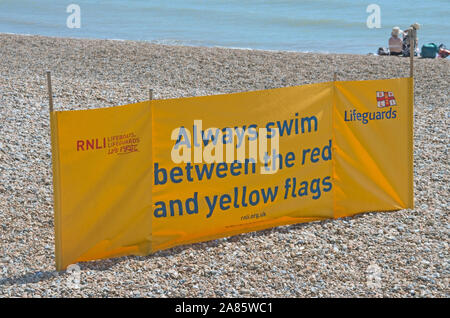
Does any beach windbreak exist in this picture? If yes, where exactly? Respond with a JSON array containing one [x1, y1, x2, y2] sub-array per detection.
[[50, 78, 414, 270]]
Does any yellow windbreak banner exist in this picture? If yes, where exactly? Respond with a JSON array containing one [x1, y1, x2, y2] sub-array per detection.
[[150, 83, 334, 252], [51, 78, 413, 270], [333, 78, 414, 218], [52, 102, 153, 270]]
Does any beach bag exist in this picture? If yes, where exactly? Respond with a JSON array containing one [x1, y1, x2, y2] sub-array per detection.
[[421, 43, 438, 58], [378, 47, 389, 56], [438, 44, 450, 58]]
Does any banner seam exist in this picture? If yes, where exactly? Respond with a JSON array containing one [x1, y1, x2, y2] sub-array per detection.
[[332, 81, 337, 219]]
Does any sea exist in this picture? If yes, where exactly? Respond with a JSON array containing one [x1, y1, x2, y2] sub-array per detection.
[[0, 0, 449, 54]]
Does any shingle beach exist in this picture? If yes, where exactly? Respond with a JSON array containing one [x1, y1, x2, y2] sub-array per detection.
[[0, 33, 448, 297]]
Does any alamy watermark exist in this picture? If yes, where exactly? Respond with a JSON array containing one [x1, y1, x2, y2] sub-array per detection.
[[366, 4, 381, 29], [64, 4, 381, 31], [170, 120, 282, 174], [66, 263, 81, 289], [66, 4, 81, 29], [366, 263, 382, 289]]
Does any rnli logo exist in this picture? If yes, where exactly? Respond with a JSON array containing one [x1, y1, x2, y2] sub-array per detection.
[[376, 91, 397, 108], [343, 90, 399, 124], [76, 132, 140, 155]]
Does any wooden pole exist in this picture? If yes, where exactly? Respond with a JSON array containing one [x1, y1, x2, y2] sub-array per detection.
[[333, 72, 337, 82], [46, 71, 54, 112], [409, 28, 415, 79], [149, 89, 153, 101]]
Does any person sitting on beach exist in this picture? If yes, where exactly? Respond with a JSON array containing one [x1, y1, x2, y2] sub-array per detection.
[[389, 27, 403, 56], [402, 23, 420, 57]]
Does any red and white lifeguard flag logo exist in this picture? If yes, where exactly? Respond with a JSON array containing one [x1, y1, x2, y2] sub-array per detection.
[[376, 91, 397, 108]]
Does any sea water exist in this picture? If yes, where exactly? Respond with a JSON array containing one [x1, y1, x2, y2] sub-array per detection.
[[0, 0, 449, 54]]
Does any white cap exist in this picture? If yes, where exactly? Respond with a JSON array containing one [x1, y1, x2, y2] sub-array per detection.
[[392, 27, 403, 36]]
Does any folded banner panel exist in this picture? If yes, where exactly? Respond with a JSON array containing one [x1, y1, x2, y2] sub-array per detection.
[[150, 83, 334, 252], [51, 78, 413, 270], [51, 102, 153, 270], [333, 78, 414, 218]]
